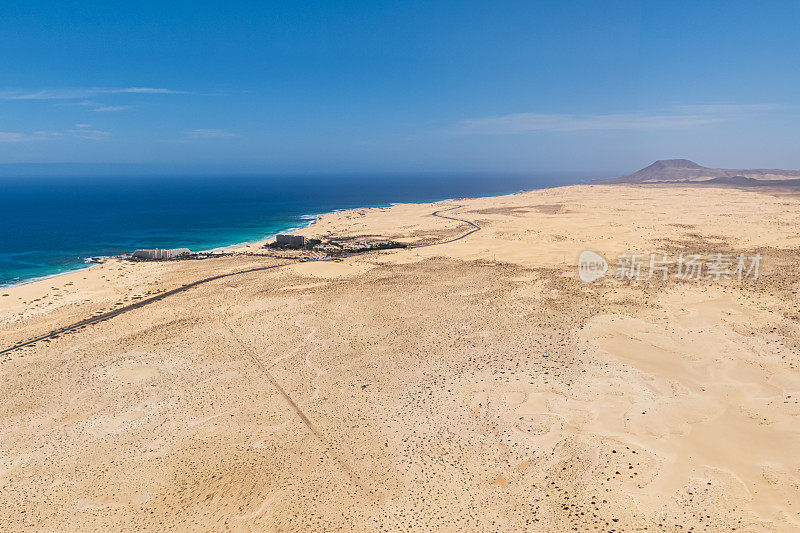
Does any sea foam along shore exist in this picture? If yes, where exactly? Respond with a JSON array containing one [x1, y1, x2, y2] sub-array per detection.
[[0, 171, 540, 290], [0, 182, 533, 291], [0, 211, 329, 290]]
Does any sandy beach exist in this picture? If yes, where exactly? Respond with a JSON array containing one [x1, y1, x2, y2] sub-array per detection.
[[2, 183, 800, 531]]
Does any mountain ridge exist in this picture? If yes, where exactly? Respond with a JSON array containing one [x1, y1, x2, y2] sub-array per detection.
[[603, 159, 800, 184]]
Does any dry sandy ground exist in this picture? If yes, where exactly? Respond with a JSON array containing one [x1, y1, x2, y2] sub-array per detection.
[[1, 184, 800, 531]]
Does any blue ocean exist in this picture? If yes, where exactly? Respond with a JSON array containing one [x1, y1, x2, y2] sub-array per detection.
[[0, 172, 591, 287]]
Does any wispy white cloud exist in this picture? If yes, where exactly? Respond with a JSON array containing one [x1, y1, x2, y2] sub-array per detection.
[[92, 105, 132, 112], [67, 123, 111, 139], [56, 100, 133, 112], [0, 124, 111, 142], [71, 127, 111, 139], [0, 87, 184, 100], [673, 103, 782, 114], [188, 129, 235, 139], [452, 104, 782, 135], [453, 112, 717, 135], [118, 87, 181, 94], [0, 132, 38, 142]]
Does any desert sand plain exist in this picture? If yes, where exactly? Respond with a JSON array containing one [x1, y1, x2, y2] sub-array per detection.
[[1, 183, 800, 531]]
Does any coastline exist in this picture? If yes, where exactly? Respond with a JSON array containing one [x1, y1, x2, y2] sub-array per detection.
[[0, 214, 321, 291], [2, 170, 569, 291], [0, 185, 528, 291], [0, 184, 525, 329], [0, 192, 459, 325], [0, 262, 101, 291]]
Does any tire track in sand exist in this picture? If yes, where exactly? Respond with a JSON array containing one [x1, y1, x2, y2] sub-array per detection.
[[220, 320, 408, 531]]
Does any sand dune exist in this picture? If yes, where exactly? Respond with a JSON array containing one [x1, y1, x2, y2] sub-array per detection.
[[1, 184, 800, 531]]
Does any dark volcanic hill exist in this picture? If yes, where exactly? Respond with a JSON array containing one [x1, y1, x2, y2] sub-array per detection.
[[603, 159, 800, 184]]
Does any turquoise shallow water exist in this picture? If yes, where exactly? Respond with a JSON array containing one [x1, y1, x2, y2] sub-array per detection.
[[0, 172, 591, 287]]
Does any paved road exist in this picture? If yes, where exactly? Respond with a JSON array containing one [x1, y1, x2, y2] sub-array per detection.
[[425, 205, 481, 245], [0, 205, 480, 355], [0, 264, 286, 356]]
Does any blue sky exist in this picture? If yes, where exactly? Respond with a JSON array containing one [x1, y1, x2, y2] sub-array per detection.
[[2, 0, 799, 174]]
